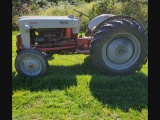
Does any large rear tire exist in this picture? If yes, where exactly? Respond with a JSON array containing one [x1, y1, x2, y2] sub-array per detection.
[[90, 19, 148, 75], [15, 49, 49, 77]]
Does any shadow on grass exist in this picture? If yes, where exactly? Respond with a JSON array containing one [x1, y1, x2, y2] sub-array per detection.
[[90, 73, 148, 112], [12, 55, 148, 112], [12, 55, 95, 92]]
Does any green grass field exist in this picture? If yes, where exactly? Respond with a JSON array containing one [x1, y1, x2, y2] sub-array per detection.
[[12, 31, 148, 120]]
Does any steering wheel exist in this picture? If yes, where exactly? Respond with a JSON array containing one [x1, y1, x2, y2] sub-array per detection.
[[73, 9, 89, 18]]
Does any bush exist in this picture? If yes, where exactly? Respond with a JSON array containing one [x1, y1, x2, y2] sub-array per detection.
[[12, 0, 148, 31], [88, 0, 148, 31], [37, 1, 92, 32], [121, 2, 148, 30]]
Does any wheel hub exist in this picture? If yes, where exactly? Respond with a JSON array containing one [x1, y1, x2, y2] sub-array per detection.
[[106, 37, 134, 64], [28, 64, 34, 69], [20, 57, 42, 76], [119, 49, 124, 55]]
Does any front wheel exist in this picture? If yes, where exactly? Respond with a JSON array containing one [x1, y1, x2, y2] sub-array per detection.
[[15, 49, 49, 77], [90, 19, 148, 75]]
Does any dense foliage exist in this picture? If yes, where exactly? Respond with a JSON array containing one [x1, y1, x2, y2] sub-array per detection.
[[12, 0, 148, 31]]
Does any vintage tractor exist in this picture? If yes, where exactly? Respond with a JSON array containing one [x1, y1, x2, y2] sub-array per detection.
[[15, 9, 148, 77]]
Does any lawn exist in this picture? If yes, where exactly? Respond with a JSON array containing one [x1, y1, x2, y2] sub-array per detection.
[[12, 31, 148, 120]]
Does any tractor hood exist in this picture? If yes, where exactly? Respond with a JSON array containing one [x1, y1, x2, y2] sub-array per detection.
[[18, 15, 81, 49], [88, 14, 114, 31], [18, 15, 80, 29]]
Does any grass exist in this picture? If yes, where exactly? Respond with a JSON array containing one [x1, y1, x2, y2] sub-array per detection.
[[12, 31, 148, 120]]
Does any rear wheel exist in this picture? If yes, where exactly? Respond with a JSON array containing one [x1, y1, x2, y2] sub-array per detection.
[[90, 19, 148, 75], [15, 49, 49, 77]]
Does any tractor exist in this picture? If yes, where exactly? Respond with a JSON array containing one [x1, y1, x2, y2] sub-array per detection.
[[15, 9, 148, 77]]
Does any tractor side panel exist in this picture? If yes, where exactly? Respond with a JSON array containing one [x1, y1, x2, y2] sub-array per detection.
[[77, 37, 91, 50], [16, 34, 23, 52], [18, 26, 31, 49]]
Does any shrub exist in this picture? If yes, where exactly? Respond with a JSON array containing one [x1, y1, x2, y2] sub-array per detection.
[[12, 0, 148, 31], [121, 1, 148, 30], [88, 0, 148, 31]]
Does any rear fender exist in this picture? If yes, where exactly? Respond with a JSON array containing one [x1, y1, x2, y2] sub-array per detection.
[[86, 14, 114, 36], [93, 15, 146, 34]]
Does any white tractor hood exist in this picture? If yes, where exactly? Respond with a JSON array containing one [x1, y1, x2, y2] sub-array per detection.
[[18, 15, 80, 29], [18, 15, 81, 48]]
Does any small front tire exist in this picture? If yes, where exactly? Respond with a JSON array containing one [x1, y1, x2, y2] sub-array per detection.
[[15, 49, 49, 77]]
